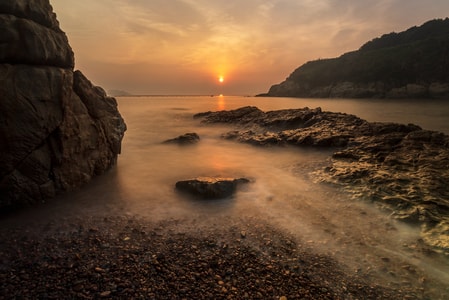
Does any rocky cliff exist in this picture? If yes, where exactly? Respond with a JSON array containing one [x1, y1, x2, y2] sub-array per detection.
[[0, 0, 126, 210], [262, 19, 449, 99]]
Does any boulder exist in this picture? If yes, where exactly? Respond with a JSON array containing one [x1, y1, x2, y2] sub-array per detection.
[[175, 177, 250, 199], [163, 133, 200, 145], [0, 1, 126, 209]]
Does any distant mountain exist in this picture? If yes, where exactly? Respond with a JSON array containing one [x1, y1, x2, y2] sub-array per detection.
[[261, 18, 449, 99], [108, 89, 132, 97]]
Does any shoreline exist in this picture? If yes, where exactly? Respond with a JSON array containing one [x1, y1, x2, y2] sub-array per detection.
[[1, 214, 447, 299]]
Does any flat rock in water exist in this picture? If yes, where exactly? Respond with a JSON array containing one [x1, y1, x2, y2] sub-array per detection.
[[175, 177, 250, 199], [164, 132, 200, 145]]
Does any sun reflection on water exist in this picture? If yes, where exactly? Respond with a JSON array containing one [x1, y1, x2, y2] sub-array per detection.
[[217, 94, 225, 110]]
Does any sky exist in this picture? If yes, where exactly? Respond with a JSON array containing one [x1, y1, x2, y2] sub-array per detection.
[[51, 0, 449, 95]]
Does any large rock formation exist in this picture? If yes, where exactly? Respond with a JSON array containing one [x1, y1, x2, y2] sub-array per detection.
[[0, 0, 126, 209], [195, 106, 449, 253]]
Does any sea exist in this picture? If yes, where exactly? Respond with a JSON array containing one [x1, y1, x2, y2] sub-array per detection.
[[5, 96, 449, 296]]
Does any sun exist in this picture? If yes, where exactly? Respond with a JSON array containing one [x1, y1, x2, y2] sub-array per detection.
[[218, 76, 224, 83]]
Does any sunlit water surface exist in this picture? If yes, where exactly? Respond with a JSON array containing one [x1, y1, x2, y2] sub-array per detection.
[[4, 96, 449, 296]]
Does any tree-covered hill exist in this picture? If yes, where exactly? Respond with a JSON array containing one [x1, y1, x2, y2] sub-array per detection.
[[262, 18, 449, 99]]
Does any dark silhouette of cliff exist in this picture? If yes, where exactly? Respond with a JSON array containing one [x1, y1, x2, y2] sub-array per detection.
[[0, 0, 126, 210], [262, 18, 449, 99]]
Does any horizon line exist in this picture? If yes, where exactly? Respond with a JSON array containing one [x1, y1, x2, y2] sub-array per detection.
[[111, 94, 257, 98]]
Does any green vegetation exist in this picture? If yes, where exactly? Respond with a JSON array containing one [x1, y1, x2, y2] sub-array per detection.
[[285, 18, 449, 92]]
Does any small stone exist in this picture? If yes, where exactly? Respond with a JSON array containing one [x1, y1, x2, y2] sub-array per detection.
[[94, 267, 105, 273], [100, 291, 111, 297], [240, 231, 247, 238], [72, 284, 84, 292], [163, 132, 200, 145], [279, 296, 288, 300]]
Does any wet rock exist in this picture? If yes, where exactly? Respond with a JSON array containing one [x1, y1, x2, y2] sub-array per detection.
[[194, 106, 264, 124], [175, 177, 250, 199], [196, 106, 364, 148], [163, 132, 200, 145]]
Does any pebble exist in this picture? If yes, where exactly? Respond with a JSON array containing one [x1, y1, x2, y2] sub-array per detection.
[[100, 291, 111, 297], [94, 267, 105, 273], [0, 215, 445, 299]]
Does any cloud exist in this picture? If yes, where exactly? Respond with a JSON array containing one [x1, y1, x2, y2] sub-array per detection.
[[51, 0, 449, 94]]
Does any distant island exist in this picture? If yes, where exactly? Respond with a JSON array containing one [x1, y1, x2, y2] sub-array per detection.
[[108, 89, 132, 97], [260, 18, 449, 99]]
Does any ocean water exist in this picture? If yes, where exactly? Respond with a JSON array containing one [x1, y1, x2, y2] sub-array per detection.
[[4, 96, 449, 295]]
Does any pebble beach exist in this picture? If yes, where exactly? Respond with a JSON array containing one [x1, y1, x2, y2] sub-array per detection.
[[1, 214, 446, 299]]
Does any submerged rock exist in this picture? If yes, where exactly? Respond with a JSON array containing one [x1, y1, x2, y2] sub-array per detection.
[[195, 106, 449, 253], [0, 1, 126, 210], [164, 133, 200, 145], [176, 177, 250, 199]]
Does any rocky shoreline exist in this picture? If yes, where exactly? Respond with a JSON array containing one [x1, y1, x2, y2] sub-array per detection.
[[0, 215, 439, 299], [262, 80, 449, 99], [195, 106, 449, 254]]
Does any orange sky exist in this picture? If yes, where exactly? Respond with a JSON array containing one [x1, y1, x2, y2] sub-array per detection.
[[51, 0, 449, 95]]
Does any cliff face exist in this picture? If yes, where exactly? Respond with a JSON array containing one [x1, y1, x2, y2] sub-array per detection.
[[263, 19, 449, 99], [0, 0, 126, 209]]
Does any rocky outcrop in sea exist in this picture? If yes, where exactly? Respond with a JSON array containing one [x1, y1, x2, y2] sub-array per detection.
[[195, 106, 449, 253], [164, 133, 200, 145], [0, 1, 126, 210]]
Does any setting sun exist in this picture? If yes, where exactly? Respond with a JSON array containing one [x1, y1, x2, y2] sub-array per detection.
[[218, 76, 224, 83]]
